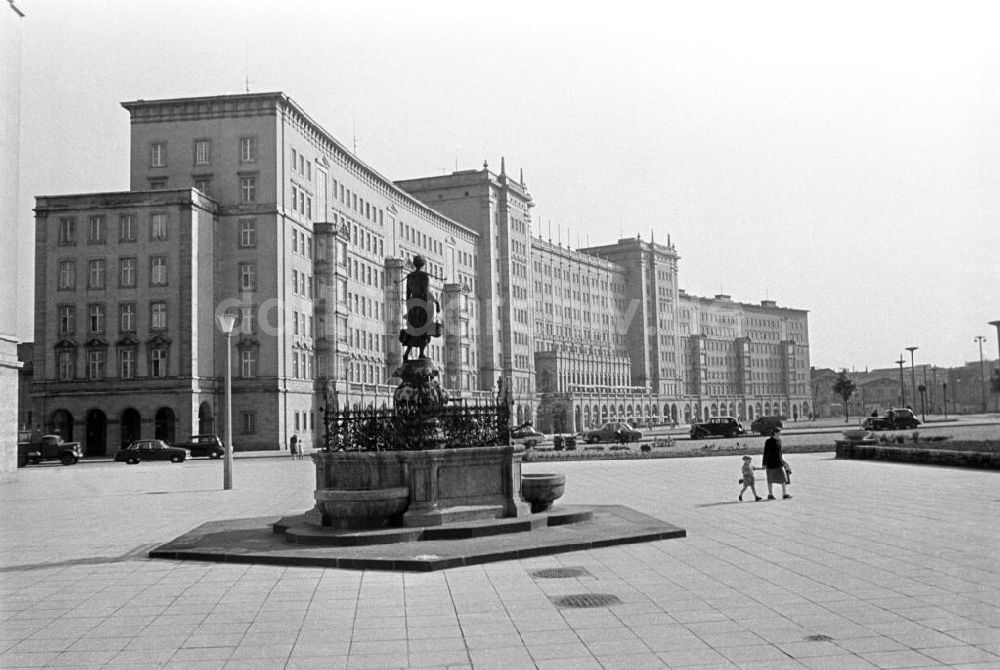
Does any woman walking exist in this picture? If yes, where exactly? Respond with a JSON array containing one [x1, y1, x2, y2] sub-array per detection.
[[762, 427, 791, 500]]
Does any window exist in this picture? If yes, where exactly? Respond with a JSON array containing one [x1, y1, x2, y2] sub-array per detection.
[[239, 305, 255, 334], [58, 305, 75, 334], [58, 350, 74, 381], [88, 349, 105, 380], [149, 179, 167, 190], [195, 139, 211, 165], [58, 218, 77, 245], [119, 348, 135, 379], [150, 347, 167, 377], [239, 263, 256, 292], [292, 230, 298, 253], [194, 178, 211, 194], [150, 142, 166, 167], [88, 304, 105, 333], [87, 216, 105, 244], [88, 260, 106, 289], [150, 257, 167, 285], [291, 269, 298, 294], [58, 261, 75, 290], [240, 176, 257, 203], [291, 148, 298, 172], [119, 215, 136, 242], [151, 302, 167, 330], [292, 352, 299, 378], [119, 257, 136, 287], [151, 213, 167, 240], [241, 411, 256, 434], [293, 310, 299, 335], [119, 303, 135, 331], [240, 349, 257, 378], [240, 137, 257, 162], [239, 219, 257, 247]]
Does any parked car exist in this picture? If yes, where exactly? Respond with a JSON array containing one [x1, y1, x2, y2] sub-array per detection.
[[114, 439, 190, 464], [581, 422, 643, 444], [172, 434, 225, 458], [750, 415, 783, 436], [510, 422, 544, 448], [862, 408, 921, 431], [17, 434, 85, 467], [689, 416, 745, 439]]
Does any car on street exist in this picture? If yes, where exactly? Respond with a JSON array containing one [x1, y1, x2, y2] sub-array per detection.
[[862, 408, 921, 431], [17, 434, 85, 467], [750, 415, 783, 436], [580, 422, 643, 444], [172, 434, 225, 458], [689, 416, 745, 439], [510, 422, 545, 447], [114, 439, 190, 464]]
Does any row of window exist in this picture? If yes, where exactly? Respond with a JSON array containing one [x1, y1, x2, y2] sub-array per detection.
[[57, 346, 168, 381], [58, 213, 168, 246], [149, 137, 257, 168], [58, 302, 168, 335], [58, 257, 169, 290]]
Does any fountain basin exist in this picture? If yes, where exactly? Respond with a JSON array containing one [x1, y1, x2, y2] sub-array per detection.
[[521, 473, 566, 513]]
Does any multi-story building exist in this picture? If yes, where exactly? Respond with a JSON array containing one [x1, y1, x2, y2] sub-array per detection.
[[26, 92, 811, 454], [2, 0, 25, 481]]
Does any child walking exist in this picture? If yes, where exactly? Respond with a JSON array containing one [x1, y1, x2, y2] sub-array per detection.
[[739, 455, 762, 502]]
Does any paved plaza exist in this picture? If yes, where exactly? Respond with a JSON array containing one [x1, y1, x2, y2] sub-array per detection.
[[1, 452, 998, 669]]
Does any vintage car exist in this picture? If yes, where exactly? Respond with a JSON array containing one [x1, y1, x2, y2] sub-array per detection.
[[172, 434, 225, 458], [17, 434, 85, 467], [580, 422, 643, 444], [689, 416, 746, 439], [862, 408, 921, 431], [114, 439, 190, 464]]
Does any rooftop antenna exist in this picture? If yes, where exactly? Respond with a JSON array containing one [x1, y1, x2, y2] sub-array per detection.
[[352, 115, 357, 154], [548, 219, 552, 243], [244, 45, 251, 93]]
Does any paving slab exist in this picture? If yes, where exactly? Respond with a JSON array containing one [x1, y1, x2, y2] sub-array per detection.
[[2, 451, 999, 669]]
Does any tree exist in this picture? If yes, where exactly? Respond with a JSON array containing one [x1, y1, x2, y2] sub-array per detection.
[[832, 370, 857, 423]]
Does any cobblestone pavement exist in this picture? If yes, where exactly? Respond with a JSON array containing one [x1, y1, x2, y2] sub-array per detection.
[[1, 453, 998, 669]]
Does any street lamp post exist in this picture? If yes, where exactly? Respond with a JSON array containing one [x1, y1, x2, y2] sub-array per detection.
[[217, 312, 237, 490], [896, 355, 906, 407], [931, 366, 938, 414], [942, 382, 948, 419], [905, 346, 918, 410], [975, 335, 987, 413]]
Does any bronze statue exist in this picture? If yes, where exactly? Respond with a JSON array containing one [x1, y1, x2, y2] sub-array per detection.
[[399, 255, 441, 360]]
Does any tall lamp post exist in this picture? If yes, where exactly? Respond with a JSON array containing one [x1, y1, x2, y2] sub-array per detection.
[[931, 366, 939, 414], [942, 381, 948, 419], [990, 321, 1000, 364], [896, 355, 906, 407], [905, 346, 918, 410], [218, 312, 237, 490], [975, 335, 987, 413]]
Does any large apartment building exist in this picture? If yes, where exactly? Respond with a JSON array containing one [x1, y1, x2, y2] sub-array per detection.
[[26, 92, 811, 454]]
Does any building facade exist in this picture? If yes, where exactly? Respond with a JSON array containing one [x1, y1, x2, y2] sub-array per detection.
[[1, 0, 25, 481], [26, 92, 811, 454]]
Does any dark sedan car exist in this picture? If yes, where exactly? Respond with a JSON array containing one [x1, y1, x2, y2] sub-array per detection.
[[174, 434, 225, 458], [115, 439, 190, 464], [581, 422, 643, 444]]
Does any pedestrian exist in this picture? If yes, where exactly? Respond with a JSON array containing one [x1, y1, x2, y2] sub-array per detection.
[[762, 426, 791, 500], [738, 455, 762, 502], [289, 433, 298, 460]]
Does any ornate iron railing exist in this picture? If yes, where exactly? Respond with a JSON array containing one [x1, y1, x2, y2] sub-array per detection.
[[322, 399, 512, 452]]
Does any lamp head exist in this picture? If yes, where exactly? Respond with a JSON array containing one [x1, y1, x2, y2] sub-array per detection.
[[217, 312, 238, 335]]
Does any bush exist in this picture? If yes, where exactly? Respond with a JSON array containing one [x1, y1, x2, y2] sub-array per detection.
[[640, 444, 652, 452]]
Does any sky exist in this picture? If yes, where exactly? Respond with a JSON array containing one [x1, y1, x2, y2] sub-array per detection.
[[13, 0, 1000, 372]]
